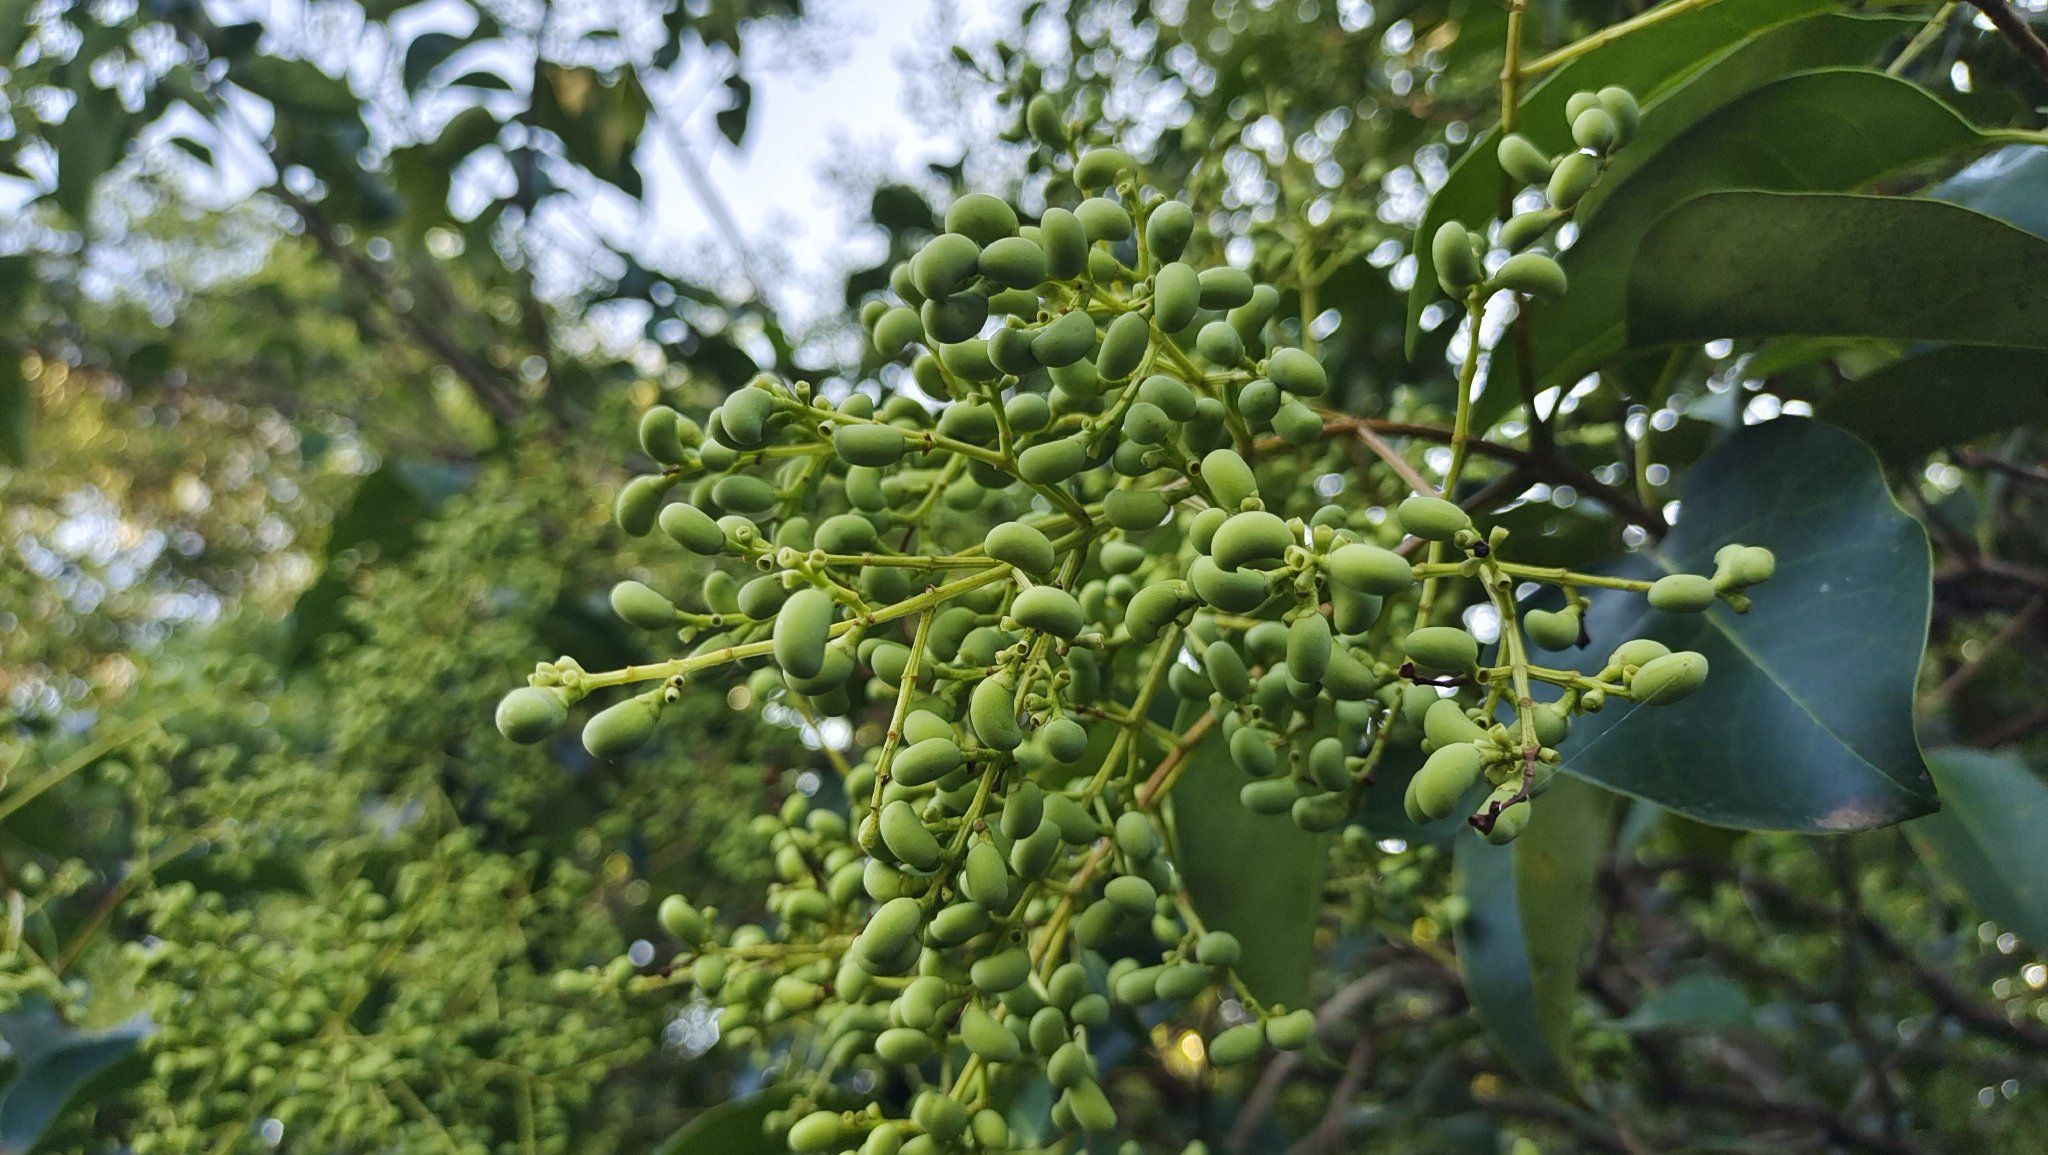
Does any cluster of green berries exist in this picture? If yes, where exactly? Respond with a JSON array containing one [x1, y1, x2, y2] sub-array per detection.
[[493, 140, 1770, 1152], [1431, 85, 1642, 303]]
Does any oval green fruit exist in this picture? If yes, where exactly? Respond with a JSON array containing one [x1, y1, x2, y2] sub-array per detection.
[[496, 686, 568, 745], [834, 423, 907, 467], [773, 588, 836, 680], [971, 675, 1024, 750], [638, 405, 688, 464], [879, 800, 941, 870], [1196, 930, 1241, 967], [1196, 266, 1254, 310], [872, 305, 925, 356], [720, 387, 776, 448], [1125, 579, 1194, 642], [655, 501, 722, 557], [1137, 373, 1196, 420], [1018, 437, 1089, 485], [1523, 606, 1580, 651], [1147, 199, 1195, 262], [971, 948, 1032, 994], [1499, 208, 1559, 253], [712, 473, 778, 515], [1209, 1023, 1264, 1066], [1598, 86, 1640, 142], [960, 1005, 1022, 1061], [1493, 251, 1568, 303], [1271, 399, 1322, 445], [1547, 150, 1600, 210], [986, 521, 1055, 575], [1104, 487, 1169, 531], [1265, 1009, 1316, 1051], [1041, 716, 1089, 763], [787, 1111, 844, 1154], [1076, 196, 1133, 243], [1204, 640, 1251, 700], [874, 1026, 936, 1063], [1040, 207, 1089, 279], [1013, 585, 1086, 640], [1073, 147, 1134, 191], [1406, 740, 1485, 822], [1238, 777, 1298, 815], [1200, 448, 1260, 511], [1632, 650, 1709, 705], [610, 580, 678, 630], [1431, 220, 1483, 293], [1647, 573, 1717, 613], [1152, 261, 1200, 332], [1327, 542, 1413, 595], [940, 337, 1000, 383], [1423, 697, 1487, 747], [1395, 494, 1471, 541], [583, 695, 660, 760], [946, 192, 1019, 244], [989, 324, 1040, 375], [1196, 319, 1244, 366], [1096, 311, 1151, 381], [1211, 510, 1294, 572], [1265, 347, 1327, 397], [1405, 625, 1479, 672], [1287, 612, 1333, 681], [1609, 637, 1670, 670], [913, 232, 983, 299], [1497, 132, 1556, 186], [1032, 309, 1097, 368], [613, 473, 671, 537], [1027, 93, 1068, 149], [895, 736, 965, 787], [1572, 107, 1617, 151], [979, 235, 1047, 288], [921, 292, 988, 345]]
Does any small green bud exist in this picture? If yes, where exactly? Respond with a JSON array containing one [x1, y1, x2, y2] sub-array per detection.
[[1647, 573, 1717, 613], [495, 686, 568, 745], [1396, 494, 1471, 541], [1431, 220, 1484, 294], [1496, 132, 1556, 186], [1405, 626, 1479, 672], [582, 695, 661, 760], [1492, 252, 1568, 303], [1631, 651, 1709, 705]]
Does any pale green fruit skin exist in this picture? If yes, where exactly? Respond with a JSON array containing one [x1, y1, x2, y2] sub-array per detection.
[[657, 894, 705, 943], [1153, 261, 1201, 332], [913, 232, 982, 299], [1018, 437, 1088, 485], [1125, 579, 1194, 643], [613, 473, 671, 537], [1196, 930, 1242, 967], [1396, 494, 1471, 541], [1405, 741, 1486, 822], [1287, 612, 1334, 681], [658, 501, 724, 554], [1598, 85, 1641, 142], [1200, 448, 1260, 511], [1632, 650, 1709, 705], [833, 423, 907, 467], [1327, 542, 1413, 595], [1026, 94, 1068, 149], [946, 191, 1020, 244], [1012, 585, 1086, 640], [582, 696, 660, 760], [1197, 266, 1255, 310], [1040, 207, 1089, 279], [1074, 147, 1134, 191], [1572, 107, 1618, 151], [1431, 220, 1483, 292], [1547, 151, 1600, 210], [971, 675, 1024, 750], [986, 521, 1056, 575], [1266, 1008, 1316, 1051], [872, 305, 925, 356], [1493, 252, 1569, 303], [496, 686, 568, 745], [1484, 796, 1532, 845], [1609, 638, 1672, 669], [1097, 310, 1151, 380], [1497, 132, 1557, 185], [1077, 196, 1133, 244], [1499, 209, 1559, 253], [1147, 199, 1195, 261], [772, 588, 836, 680], [1423, 697, 1487, 747], [1195, 319, 1244, 367], [1210, 510, 1294, 572], [1524, 607, 1581, 651], [1648, 573, 1718, 613], [1266, 347, 1327, 396], [610, 580, 678, 630], [1209, 1023, 1265, 1066], [894, 737, 965, 787], [1105, 488, 1170, 531], [879, 800, 941, 870], [1405, 626, 1480, 672]]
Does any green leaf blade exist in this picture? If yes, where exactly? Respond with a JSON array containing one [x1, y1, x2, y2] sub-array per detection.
[[1909, 749, 2048, 952]]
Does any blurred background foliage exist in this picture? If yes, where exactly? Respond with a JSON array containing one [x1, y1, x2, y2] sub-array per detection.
[[3, 0, 2048, 1152]]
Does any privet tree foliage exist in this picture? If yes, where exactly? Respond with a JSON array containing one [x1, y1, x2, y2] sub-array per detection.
[[7, 1, 2048, 1153]]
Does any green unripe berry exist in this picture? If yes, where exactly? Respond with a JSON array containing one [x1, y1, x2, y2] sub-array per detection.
[[1064, 1079, 1118, 1133], [1396, 493, 1472, 541], [989, 324, 1040, 375], [1032, 310, 1096, 368], [1114, 810, 1157, 860], [1105, 487, 1170, 531], [1632, 650, 1709, 705], [1287, 612, 1334, 681], [1041, 716, 1090, 763], [986, 521, 1055, 575], [613, 474, 670, 537], [638, 405, 688, 464], [1156, 961, 1211, 1001], [979, 235, 1047, 287], [1524, 606, 1580, 651], [1327, 542, 1413, 595], [873, 304, 925, 356], [1152, 261, 1201, 333], [1204, 641, 1251, 700], [1565, 90, 1603, 121], [1497, 132, 1556, 186], [1074, 147, 1134, 191], [895, 736, 965, 788], [1432, 220, 1483, 294], [1292, 791, 1350, 832], [1405, 626, 1479, 672], [1196, 319, 1244, 366], [1027, 94, 1068, 149], [1211, 510, 1294, 572], [1190, 555, 1269, 613], [1196, 266, 1255, 310], [971, 675, 1024, 750], [940, 337, 1000, 383], [1196, 930, 1242, 967], [1040, 207, 1089, 279], [496, 686, 568, 745], [1648, 573, 1718, 613], [874, 1026, 936, 1063], [1104, 875, 1157, 915], [610, 580, 678, 630], [1499, 208, 1561, 253], [912, 1089, 968, 1143], [971, 948, 1033, 994], [913, 232, 983, 299], [1005, 389, 1052, 432], [1493, 252, 1569, 303], [1609, 638, 1671, 669], [1013, 584, 1086, 640], [1482, 783, 1532, 845], [1423, 697, 1487, 747], [1236, 378, 1282, 426], [1209, 1023, 1264, 1066], [1547, 151, 1600, 210], [833, 423, 907, 468], [1265, 347, 1327, 396], [1405, 741, 1485, 822], [1097, 311, 1151, 380], [1229, 724, 1278, 777], [773, 589, 836, 680], [787, 1111, 844, 1153], [922, 293, 988, 345], [719, 387, 777, 448], [1018, 436, 1089, 485], [583, 695, 660, 760], [879, 800, 941, 870], [1138, 373, 1197, 420], [1125, 579, 1195, 643], [1076, 196, 1133, 243], [1597, 86, 1640, 144], [657, 895, 705, 943], [1266, 1008, 1316, 1051], [1001, 781, 1045, 839], [1147, 199, 1195, 262], [1199, 448, 1260, 511], [654, 503, 722, 559], [1272, 398, 1323, 445], [711, 473, 778, 515], [1572, 106, 1617, 151], [946, 192, 1019, 244], [1239, 777, 1298, 815], [1228, 283, 1280, 341]]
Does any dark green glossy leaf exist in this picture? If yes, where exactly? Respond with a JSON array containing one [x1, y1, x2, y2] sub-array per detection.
[[1498, 69, 1984, 415], [1173, 707, 1324, 1008], [1454, 831, 1568, 1093], [648, 1087, 793, 1155], [1627, 193, 2048, 354], [1908, 749, 2048, 951], [1513, 775, 1617, 1072], [1610, 973, 1753, 1033], [1816, 347, 2048, 464], [1406, 0, 1839, 354], [1558, 418, 1936, 831], [1932, 144, 2048, 240], [0, 1002, 153, 1155]]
